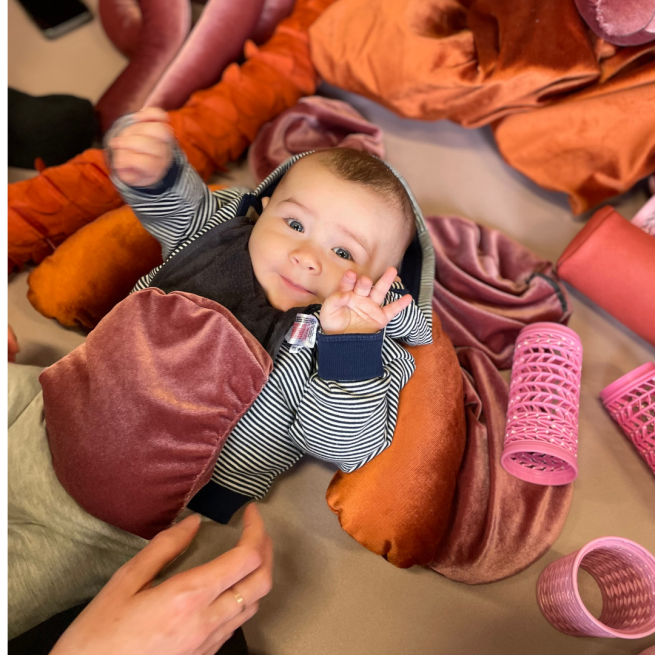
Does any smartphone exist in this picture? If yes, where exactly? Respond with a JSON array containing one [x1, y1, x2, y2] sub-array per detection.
[[16, 0, 93, 39]]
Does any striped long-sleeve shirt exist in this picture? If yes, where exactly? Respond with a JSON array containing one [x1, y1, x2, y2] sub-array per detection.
[[108, 135, 432, 513]]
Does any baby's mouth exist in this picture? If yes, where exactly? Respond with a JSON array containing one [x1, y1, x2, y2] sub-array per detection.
[[280, 275, 314, 296]]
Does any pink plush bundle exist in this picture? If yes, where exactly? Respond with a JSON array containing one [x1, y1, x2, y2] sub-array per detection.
[[248, 96, 385, 183], [574, 0, 655, 45]]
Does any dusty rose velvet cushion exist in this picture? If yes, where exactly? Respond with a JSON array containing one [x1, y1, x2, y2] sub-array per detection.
[[40, 288, 272, 539]]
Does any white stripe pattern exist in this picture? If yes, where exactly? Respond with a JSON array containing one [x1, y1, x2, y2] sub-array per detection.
[[109, 143, 433, 500]]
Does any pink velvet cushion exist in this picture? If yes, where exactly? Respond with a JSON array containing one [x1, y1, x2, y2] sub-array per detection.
[[41, 288, 272, 539]]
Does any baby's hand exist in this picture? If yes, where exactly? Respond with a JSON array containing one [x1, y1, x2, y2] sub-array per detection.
[[320, 268, 412, 335], [108, 107, 174, 187]]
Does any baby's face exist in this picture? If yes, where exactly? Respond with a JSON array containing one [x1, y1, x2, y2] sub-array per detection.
[[249, 157, 406, 311]]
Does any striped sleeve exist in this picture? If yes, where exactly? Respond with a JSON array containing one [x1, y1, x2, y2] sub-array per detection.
[[287, 338, 416, 472], [384, 282, 433, 346], [105, 115, 241, 258], [110, 146, 240, 258]]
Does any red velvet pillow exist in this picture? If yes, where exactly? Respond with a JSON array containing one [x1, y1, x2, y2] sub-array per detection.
[[40, 288, 272, 539]]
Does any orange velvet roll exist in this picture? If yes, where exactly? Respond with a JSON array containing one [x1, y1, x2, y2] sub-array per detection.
[[326, 312, 466, 568], [557, 206, 655, 345], [27, 184, 225, 330], [495, 58, 655, 214]]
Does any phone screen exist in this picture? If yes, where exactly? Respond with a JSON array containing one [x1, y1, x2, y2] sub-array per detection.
[[17, 0, 92, 34]]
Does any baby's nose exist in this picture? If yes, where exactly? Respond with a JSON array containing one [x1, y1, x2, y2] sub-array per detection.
[[291, 247, 321, 272]]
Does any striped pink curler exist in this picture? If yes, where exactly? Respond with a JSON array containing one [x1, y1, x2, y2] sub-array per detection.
[[600, 362, 655, 475], [501, 323, 582, 485], [537, 537, 655, 639]]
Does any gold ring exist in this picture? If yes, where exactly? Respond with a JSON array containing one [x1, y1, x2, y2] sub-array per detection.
[[233, 590, 246, 613]]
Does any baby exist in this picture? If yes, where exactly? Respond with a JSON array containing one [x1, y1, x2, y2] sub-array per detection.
[[107, 108, 432, 522]]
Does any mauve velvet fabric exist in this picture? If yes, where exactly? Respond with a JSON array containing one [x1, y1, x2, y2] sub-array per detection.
[[574, 0, 655, 46], [428, 215, 571, 370], [248, 96, 385, 183], [426, 215, 573, 583], [40, 288, 272, 539]]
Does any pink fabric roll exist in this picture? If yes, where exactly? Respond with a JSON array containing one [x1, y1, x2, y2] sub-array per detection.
[[98, 0, 142, 58], [145, 0, 266, 111], [428, 215, 572, 370], [248, 96, 385, 183], [251, 0, 297, 44], [95, 0, 192, 134]]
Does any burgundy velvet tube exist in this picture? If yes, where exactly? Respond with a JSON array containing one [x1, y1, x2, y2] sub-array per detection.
[[145, 0, 266, 112], [95, 0, 191, 134]]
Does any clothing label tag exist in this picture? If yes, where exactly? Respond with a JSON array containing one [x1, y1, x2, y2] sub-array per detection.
[[286, 314, 319, 353]]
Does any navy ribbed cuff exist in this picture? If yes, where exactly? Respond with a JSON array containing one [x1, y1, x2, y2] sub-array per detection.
[[130, 158, 181, 196], [187, 481, 252, 524], [317, 331, 384, 381]]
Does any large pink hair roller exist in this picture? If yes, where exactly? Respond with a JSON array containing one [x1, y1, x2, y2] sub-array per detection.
[[601, 362, 655, 475], [537, 536, 655, 638], [501, 323, 582, 485]]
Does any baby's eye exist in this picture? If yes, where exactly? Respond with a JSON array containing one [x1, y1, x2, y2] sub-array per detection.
[[286, 219, 304, 233], [333, 247, 352, 261]]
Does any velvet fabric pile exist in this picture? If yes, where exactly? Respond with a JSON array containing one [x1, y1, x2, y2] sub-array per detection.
[[308, 0, 655, 214]]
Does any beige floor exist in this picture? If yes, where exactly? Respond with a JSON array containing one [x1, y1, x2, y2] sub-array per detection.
[[7, 1, 655, 653]]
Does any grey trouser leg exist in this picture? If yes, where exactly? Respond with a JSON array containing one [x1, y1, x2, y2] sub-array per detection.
[[8, 364, 147, 638]]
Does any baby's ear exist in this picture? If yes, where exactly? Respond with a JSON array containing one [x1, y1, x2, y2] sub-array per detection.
[[261, 197, 270, 209]]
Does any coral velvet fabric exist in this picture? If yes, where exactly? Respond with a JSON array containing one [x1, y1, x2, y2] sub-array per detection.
[[557, 206, 655, 346], [40, 288, 272, 540], [308, 0, 655, 213], [327, 312, 466, 568], [8, 0, 335, 273]]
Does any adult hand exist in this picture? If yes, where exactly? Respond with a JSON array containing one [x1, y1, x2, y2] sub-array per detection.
[[50, 505, 272, 655], [320, 267, 412, 335]]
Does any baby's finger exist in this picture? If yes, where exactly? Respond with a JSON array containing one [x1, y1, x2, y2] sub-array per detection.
[[323, 292, 352, 312], [111, 132, 172, 157], [337, 271, 357, 293], [354, 276, 372, 297], [381, 293, 412, 322], [369, 267, 398, 305], [126, 120, 174, 143], [134, 107, 170, 123]]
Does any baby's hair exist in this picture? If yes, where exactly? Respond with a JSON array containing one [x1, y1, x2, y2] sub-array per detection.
[[308, 148, 416, 254]]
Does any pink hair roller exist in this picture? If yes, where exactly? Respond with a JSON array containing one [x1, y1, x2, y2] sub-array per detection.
[[537, 537, 655, 639], [601, 362, 655, 475], [501, 323, 582, 485]]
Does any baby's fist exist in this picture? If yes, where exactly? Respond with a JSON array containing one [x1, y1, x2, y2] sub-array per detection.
[[109, 108, 174, 188]]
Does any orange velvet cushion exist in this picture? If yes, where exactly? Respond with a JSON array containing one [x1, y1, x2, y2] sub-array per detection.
[[326, 311, 466, 568], [27, 184, 224, 330]]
